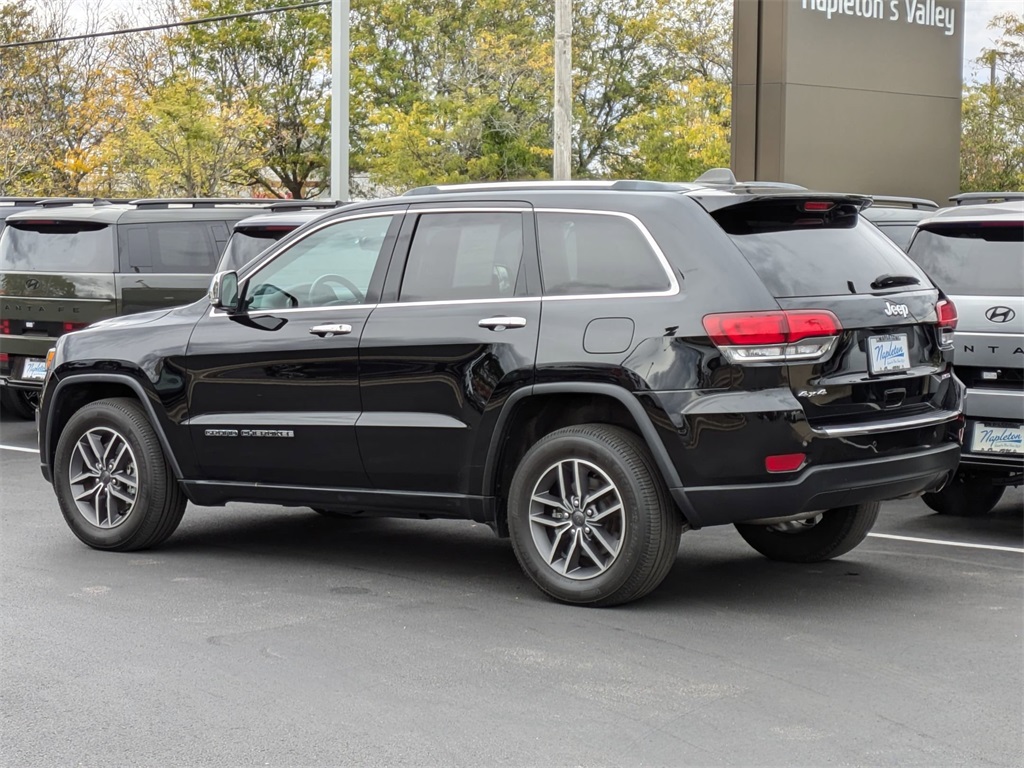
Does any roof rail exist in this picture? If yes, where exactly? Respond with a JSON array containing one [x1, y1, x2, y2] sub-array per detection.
[[403, 180, 623, 196], [128, 197, 273, 209], [948, 191, 1024, 206], [267, 200, 346, 212], [869, 195, 939, 210], [0, 197, 45, 206], [35, 197, 127, 207]]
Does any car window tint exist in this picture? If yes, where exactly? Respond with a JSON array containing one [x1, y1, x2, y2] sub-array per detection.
[[148, 222, 216, 273], [245, 215, 394, 311], [537, 212, 670, 296], [399, 212, 523, 302], [714, 202, 931, 298], [877, 224, 916, 251], [0, 221, 115, 273], [907, 224, 1023, 296], [218, 228, 289, 272]]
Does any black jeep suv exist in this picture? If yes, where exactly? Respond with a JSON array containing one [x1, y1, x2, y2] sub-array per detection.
[[36, 181, 965, 606]]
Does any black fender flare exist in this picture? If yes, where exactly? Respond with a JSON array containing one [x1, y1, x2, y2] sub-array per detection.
[[43, 373, 184, 481], [482, 382, 695, 518]]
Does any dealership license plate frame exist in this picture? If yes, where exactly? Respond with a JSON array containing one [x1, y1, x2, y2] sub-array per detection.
[[867, 333, 911, 374], [970, 422, 1024, 455], [20, 358, 48, 381]]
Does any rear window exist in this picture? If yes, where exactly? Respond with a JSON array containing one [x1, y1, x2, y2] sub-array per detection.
[[907, 224, 1023, 296], [0, 220, 115, 273], [218, 227, 292, 272], [714, 201, 931, 297], [874, 223, 916, 251]]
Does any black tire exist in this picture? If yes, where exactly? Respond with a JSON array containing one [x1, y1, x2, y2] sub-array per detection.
[[1, 388, 37, 420], [53, 397, 187, 551], [507, 424, 681, 607], [735, 503, 879, 563], [922, 476, 1005, 516]]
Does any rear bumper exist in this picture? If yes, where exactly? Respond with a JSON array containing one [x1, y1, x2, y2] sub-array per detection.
[[674, 443, 960, 527]]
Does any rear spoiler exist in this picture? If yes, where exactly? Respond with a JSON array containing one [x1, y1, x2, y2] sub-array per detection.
[[948, 192, 1024, 206], [687, 191, 873, 214]]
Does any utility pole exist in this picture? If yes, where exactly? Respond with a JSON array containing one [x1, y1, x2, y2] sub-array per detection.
[[553, 0, 572, 180], [330, 0, 350, 201]]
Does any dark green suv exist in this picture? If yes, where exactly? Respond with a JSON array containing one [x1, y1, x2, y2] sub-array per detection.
[[0, 199, 269, 418]]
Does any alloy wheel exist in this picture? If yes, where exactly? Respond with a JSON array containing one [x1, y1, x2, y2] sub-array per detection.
[[68, 427, 139, 529], [528, 458, 626, 580]]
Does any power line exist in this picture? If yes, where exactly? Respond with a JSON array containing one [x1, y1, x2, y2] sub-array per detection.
[[0, 1, 330, 50]]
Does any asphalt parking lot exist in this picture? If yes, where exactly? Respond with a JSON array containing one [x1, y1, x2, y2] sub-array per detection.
[[1, 409, 1021, 767]]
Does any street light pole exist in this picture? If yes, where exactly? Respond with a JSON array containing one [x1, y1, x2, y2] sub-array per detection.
[[330, 0, 350, 201], [553, 0, 572, 180]]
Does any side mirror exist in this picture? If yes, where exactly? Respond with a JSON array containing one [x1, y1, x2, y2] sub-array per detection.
[[209, 271, 240, 312]]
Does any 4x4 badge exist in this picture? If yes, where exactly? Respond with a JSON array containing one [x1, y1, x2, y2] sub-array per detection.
[[985, 306, 1016, 324], [884, 301, 909, 318]]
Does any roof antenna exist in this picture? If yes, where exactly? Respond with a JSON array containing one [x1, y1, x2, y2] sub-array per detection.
[[694, 168, 738, 186]]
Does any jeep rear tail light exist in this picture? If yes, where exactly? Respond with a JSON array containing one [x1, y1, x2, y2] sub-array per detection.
[[936, 299, 957, 329], [936, 298, 957, 348], [702, 310, 842, 363]]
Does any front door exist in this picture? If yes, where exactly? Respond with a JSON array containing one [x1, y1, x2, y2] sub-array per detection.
[[357, 205, 541, 494], [185, 209, 404, 486]]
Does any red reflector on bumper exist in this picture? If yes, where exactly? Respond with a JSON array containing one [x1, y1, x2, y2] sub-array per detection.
[[765, 453, 806, 473]]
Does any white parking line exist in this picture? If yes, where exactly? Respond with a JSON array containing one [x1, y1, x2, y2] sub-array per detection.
[[0, 444, 37, 454], [868, 532, 1023, 554]]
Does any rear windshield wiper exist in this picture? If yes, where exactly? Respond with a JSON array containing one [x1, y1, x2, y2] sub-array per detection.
[[870, 274, 920, 290]]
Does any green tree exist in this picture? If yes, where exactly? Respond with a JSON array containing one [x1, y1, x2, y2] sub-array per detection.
[[961, 13, 1024, 192], [107, 75, 264, 197], [609, 78, 730, 180], [170, 0, 332, 198]]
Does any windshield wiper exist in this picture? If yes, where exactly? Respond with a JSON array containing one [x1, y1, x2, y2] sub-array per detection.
[[870, 273, 920, 290]]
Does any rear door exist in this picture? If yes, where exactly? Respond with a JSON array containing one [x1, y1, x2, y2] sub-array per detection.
[[712, 198, 956, 429], [0, 218, 117, 383], [356, 203, 540, 494], [116, 220, 232, 314]]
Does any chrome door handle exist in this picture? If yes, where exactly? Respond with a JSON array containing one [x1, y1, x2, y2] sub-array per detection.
[[309, 323, 353, 337], [478, 316, 527, 331]]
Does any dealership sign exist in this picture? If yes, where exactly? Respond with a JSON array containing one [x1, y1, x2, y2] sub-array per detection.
[[801, 0, 956, 35]]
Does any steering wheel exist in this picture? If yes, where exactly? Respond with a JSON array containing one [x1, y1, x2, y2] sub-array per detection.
[[309, 274, 365, 305]]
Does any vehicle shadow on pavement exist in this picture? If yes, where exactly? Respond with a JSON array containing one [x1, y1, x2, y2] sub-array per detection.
[[158, 506, 956, 611], [888, 496, 1023, 544]]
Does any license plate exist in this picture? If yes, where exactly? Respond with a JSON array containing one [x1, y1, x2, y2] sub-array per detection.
[[21, 358, 48, 380], [970, 423, 1024, 455], [867, 334, 910, 374]]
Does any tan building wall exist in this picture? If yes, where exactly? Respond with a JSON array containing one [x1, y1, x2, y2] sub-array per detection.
[[732, 0, 965, 203]]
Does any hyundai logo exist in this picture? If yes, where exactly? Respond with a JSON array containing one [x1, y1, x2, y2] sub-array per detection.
[[24, 278, 39, 290], [985, 306, 1016, 324]]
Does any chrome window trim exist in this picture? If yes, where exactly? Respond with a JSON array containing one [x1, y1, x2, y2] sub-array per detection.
[[207, 205, 681, 317], [534, 208, 680, 301], [376, 296, 541, 310]]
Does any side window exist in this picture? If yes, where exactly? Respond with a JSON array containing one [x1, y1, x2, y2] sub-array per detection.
[[537, 212, 670, 296], [399, 212, 523, 302], [245, 215, 395, 311], [148, 222, 218, 274]]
